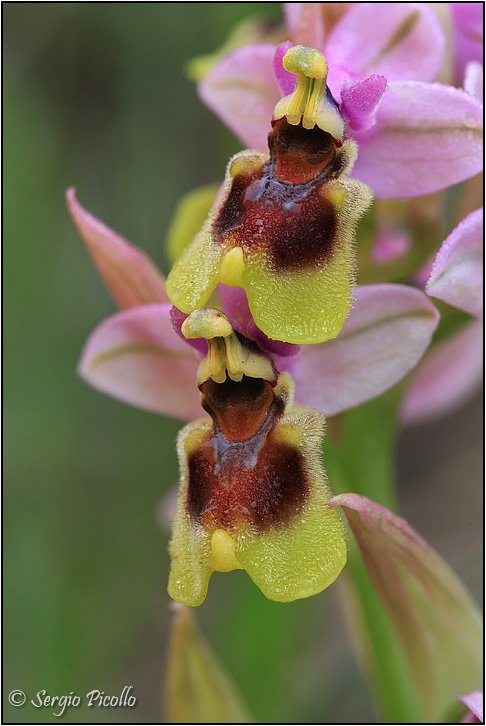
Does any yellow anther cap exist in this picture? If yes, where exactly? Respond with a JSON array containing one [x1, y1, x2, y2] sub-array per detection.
[[273, 45, 345, 140], [182, 308, 276, 386], [283, 45, 328, 80]]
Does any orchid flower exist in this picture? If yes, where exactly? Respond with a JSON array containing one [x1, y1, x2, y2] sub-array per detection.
[[67, 188, 439, 424], [67, 188, 439, 605], [169, 309, 347, 606], [67, 5, 482, 721], [167, 45, 374, 345], [198, 2, 483, 199]]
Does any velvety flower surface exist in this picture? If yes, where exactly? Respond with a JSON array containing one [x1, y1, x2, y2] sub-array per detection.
[[68, 191, 440, 423], [198, 2, 483, 199], [69, 188, 353, 604], [167, 46, 374, 345], [168, 309, 347, 605], [68, 188, 446, 608]]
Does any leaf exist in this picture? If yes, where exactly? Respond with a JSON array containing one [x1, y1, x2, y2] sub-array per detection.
[[329, 492, 483, 721], [164, 604, 252, 724], [166, 184, 219, 265]]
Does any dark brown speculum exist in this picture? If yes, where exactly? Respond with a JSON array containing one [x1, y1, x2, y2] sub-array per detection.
[[213, 118, 346, 273], [187, 375, 309, 533], [270, 117, 341, 183], [200, 376, 276, 442]]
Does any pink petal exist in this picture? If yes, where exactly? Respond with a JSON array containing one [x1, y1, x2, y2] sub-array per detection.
[[401, 319, 483, 425], [340, 75, 387, 131], [460, 691, 484, 724], [283, 3, 325, 48], [352, 81, 484, 199], [169, 306, 208, 356], [198, 44, 281, 152], [326, 2, 445, 83], [79, 304, 202, 421], [328, 493, 483, 720], [464, 61, 484, 107], [413, 254, 435, 289], [66, 188, 168, 309], [273, 42, 295, 96], [426, 208, 483, 317], [451, 3, 484, 82], [292, 284, 439, 417]]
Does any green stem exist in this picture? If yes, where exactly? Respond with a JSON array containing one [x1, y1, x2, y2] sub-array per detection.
[[324, 390, 423, 723]]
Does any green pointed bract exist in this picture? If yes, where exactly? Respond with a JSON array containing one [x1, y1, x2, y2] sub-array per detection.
[[166, 183, 219, 265], [165, 605, 252, 723], [168, 372, 347, 606], [165, 55, 373, 344]]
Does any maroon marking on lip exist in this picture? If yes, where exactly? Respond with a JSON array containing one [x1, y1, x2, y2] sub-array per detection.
[[213, 120, 344, 274], [186, 425, 309, 533], [214, 166, 338, 273]]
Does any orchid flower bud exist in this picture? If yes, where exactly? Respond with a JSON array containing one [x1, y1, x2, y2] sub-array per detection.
[[166, 46, 373, 344], [168, 308, 347, 606]]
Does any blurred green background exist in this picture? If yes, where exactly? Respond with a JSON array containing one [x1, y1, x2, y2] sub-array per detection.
[[4, 3, 482, 724]]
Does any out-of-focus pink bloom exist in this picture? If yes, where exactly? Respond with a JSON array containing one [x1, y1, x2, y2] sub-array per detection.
[[68, 189, 439, 421], [401, 319, 483, 424], [329, 493, 483, 722], [370, 229, 411, 263], [402, 207, 483, 424], [460, 690, 484, 724], [426, 207, 483, 318], [464, 61, 484, 104], [283, 3, 351, 48], [451, 3, 484, 83], [199, 3, 483, 199]]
